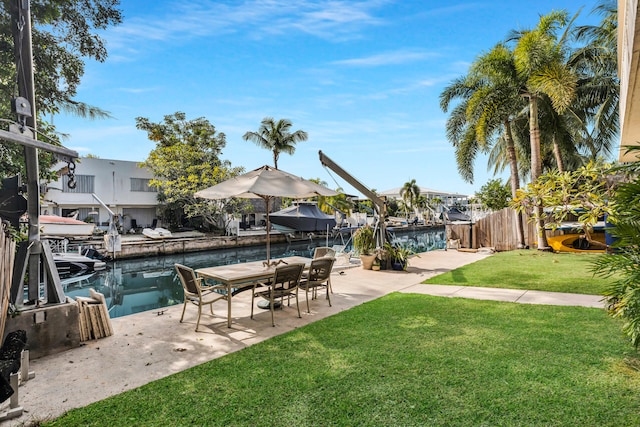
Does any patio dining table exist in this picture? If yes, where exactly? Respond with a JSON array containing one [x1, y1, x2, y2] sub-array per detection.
[[195, 256, 313, 327]]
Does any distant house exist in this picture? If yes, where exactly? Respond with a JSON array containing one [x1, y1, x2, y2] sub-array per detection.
[[379, 186, 469, 206], [379, 186, 470, 217], [41, 157, 160, 232]]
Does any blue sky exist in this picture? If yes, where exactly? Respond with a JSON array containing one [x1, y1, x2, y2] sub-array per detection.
[[53, 0, 602, 197]]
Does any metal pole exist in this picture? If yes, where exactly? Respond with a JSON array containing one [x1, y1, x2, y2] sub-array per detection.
[[326, 224, 329, 247], [12, 0, 40, 301], [265, 197, 271, 263]]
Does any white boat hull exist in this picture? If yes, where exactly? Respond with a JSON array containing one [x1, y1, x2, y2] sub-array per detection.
[[52, 252, 107, 276], [142, 227, 172, 239], [40, 215, 95, 237]]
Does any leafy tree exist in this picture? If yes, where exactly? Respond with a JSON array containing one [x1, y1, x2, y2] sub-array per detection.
[[440, 43, 528, 247], [386, 198, 400, 217], [355, 199, 375, 215], [307, 178, 352, 217], [326, 190, 353, 215], [428, 196, 443, 212], [475, 179, 511, 211], [242, 117, 308, 169], [0, 0, 122, 117], [511, 161, 615, 246], [136, 112, 244, 231], [0, 1, 122, 180], [592, 160, 640, 348]]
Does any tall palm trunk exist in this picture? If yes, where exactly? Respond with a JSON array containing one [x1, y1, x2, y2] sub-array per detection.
[[552, 134, 565, 173], [504, 119, 526, 248], [528, 95, 550, 250]]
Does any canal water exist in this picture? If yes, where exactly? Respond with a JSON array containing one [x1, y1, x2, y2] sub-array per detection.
[[61, 226, 446, 318]]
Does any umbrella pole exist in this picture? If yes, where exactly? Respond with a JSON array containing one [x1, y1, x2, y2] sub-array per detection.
[[265, 197, 271, 264]]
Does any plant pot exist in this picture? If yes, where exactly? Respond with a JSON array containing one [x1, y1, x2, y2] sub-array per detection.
[[391, 260, 406, 271], [372, 264, 381, 271], [359, 254, 377, 270]]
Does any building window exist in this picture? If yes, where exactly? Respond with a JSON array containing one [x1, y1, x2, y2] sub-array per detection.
[[62, 175, 94, 193], [130, 178, 157, 192]]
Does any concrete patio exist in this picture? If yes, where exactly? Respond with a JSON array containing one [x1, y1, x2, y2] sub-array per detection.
[[3, 249, 604, 425]]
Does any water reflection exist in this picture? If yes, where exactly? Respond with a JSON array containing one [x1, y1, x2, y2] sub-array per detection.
[[61, 227, 445, 318]]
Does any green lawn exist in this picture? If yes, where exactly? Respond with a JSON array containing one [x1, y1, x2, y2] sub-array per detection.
[[47, 294, 640, 427], [423, 249, 612, 294]]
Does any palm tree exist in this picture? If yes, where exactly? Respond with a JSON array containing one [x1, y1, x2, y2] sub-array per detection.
[[530, 1, 619, 172], [571, 0, 619, 160], [242, 117, 308, 169], [441, 43, 528, 248], [427, 196, 443, 222], [439, 76, 485, 183], [511, 10, 579, 250], [400, 179, 421, 218]]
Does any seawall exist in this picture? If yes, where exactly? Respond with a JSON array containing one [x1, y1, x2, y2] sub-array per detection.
[[76, 231, 289, 260]]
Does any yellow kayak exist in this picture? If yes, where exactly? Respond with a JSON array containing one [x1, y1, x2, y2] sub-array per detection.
[[547, 233, 606, 253]]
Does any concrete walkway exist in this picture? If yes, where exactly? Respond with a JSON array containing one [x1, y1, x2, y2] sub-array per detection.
[[3, 250, 604, 425]]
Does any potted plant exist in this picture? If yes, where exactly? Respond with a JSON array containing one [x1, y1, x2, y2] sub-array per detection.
[[385, 242, 416, 271], [372, 257, 381, 271], [353, 225, 376, 269], [375, 246, 390, 270]]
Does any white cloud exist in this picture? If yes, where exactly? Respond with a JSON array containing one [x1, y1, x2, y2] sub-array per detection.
[[116, 87, 162, 94], [67, 145, 93, 154], [106, 0, 391, 50], [332, 50, 437, 67]]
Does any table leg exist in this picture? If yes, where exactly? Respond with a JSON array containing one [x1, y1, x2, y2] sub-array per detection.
[[227, 283, 232, 328]]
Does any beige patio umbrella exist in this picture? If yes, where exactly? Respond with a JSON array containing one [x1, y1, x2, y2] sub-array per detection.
[[194, 165, 338, 263]]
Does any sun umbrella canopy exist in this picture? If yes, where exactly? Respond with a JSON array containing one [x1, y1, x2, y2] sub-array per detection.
[[194, 165, 337, 200], [194, 165, 338, 264]]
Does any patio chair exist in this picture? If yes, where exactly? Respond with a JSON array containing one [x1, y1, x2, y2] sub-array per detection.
[[299, 257, 335, 313], [313, 246, 335, 258], [251, 263, 305, 327], [175, 263, 228, 331], [331, 244, 353, 268], [312, 247, 336, 292]]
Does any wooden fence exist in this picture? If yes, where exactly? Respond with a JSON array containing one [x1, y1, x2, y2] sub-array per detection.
[[447, 208, 557, 251], [0, 223, 16, 341]]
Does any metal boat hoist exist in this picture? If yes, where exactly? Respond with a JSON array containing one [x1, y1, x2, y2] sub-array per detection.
[[4, 0, 79, 308], [318, 150, 390, 249]]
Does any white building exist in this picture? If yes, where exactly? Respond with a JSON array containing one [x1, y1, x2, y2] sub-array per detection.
[[619, 0, 640, 161], [41, 157, 160, 232], [379, 186, 470, 207]]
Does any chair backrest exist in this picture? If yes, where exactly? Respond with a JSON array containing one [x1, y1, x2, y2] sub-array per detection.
[[313, 246, 336, 259], [273, 263, 305, 290], [308, 257, 335, 282], [175, 263, 199, 295], [331, 245, 346, 254]]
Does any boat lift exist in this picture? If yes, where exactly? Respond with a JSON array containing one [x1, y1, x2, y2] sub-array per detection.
[[318, 150, 390, 249], [91, 194, 121, 259]]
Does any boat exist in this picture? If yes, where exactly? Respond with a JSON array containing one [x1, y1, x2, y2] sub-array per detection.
[[142, 227, 172, 239], [270, 202, 336, 233], [547, 232, 607, 253], [441, 207, 471, 223], [52, 251, 107, 275], [40, 214, 96, 237]]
